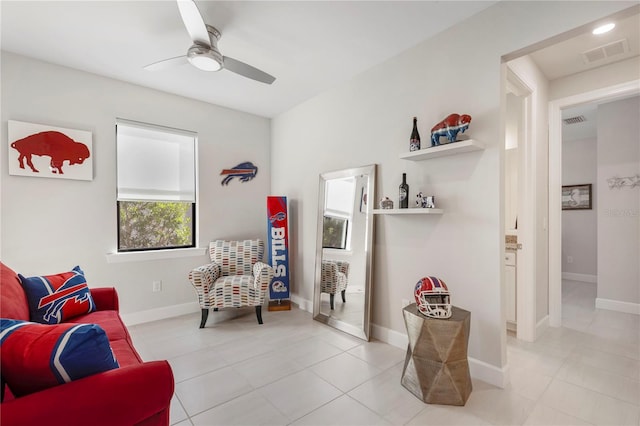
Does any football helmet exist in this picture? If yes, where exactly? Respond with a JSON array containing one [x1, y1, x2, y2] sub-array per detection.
[[414, 276, 452, 318]]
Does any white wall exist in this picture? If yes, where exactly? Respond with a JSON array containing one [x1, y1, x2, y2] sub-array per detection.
[[1, 52, 271, 319], [272, 1, 635, 381], [504, 93, 520, 231], [562, 137, 597, 278], [597, 95, 640, 305], [504, 148, 518, 230], [550, 57, 640, 101]]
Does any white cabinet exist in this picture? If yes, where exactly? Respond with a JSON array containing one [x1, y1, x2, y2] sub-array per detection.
[[505, 251, 516, 324]]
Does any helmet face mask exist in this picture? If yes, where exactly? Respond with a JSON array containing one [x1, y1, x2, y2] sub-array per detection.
[[414, 277, 452, 319]]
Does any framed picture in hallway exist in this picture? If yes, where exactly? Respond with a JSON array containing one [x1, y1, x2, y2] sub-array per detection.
[[562, 184, 592, 210]]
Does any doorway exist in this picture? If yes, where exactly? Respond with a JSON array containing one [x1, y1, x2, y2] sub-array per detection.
[[502, 5, 640, 341], [548, 81, 640, 326]]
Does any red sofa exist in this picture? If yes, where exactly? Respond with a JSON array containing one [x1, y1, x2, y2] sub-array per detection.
[[0, 262, 175, 426]]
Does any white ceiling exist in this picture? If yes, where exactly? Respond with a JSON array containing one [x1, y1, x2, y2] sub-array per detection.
[[529, 11, 639, 81], [529, 11, 639, 142], [0, 0, 498, 118]]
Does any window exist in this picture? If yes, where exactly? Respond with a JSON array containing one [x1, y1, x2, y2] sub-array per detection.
[[116, 120, 196, 252], [322, 215, 349, 249], [323, 177, 355, 250]]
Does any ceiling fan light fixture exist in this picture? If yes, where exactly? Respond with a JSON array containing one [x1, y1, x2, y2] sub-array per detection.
[[189, 55, 222, 71], [187, 45, 222, 71], [592, 23, 615, 35]]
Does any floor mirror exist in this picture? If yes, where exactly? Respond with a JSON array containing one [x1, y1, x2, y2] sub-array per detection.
[[313, 164, 376, 340]]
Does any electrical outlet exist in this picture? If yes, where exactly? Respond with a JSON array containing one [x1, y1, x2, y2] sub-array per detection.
[[567, 256, 573, 264], [152, 280, 162, 292]]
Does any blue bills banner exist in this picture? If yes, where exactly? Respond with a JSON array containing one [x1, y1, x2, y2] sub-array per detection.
[[267, 196, 290, 300]]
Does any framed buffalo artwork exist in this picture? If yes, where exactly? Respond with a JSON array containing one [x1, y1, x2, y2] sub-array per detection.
[[8, 120, 93, 181]]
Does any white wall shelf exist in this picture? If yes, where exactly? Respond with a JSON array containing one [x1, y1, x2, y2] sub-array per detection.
[[373, 208, 444, 215], [399, 139, 484, 161]]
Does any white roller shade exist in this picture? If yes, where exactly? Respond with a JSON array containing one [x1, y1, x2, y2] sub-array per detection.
[[117, 120, 196, 202], [325, 177, 355, 217]]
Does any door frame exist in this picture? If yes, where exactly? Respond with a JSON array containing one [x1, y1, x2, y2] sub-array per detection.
[[505, 66, 537, 342], [548, 79, 640, 326]]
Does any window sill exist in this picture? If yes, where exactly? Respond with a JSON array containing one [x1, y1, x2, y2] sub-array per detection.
[[105, 247, 207, 264], [322, 248, 353, 256]]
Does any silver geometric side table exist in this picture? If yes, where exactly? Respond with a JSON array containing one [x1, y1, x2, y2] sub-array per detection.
[[401, 303, 472, 406]]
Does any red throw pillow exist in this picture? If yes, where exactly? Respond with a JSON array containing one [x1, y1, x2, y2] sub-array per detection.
[[19, 266, 96, 324], [0, 319, 119, 397]]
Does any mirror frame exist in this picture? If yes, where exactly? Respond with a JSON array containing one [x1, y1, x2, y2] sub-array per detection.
[[313, 164, 376, 341]]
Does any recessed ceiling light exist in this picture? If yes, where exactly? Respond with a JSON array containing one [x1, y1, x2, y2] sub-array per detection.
[[593, 23, 615, 35]]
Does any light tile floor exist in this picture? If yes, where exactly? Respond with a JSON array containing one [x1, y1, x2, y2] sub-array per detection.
[[129, 280, 639, 425]]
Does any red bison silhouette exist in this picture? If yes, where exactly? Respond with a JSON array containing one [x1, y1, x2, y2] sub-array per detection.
[[10, 131, 90, 175]]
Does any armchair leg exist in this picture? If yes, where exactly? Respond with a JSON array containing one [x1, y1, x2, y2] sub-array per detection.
[[341, 290, 346, 303], [255, 306, 263, 325], [330, 294, 335, 310], [199, 309, 209, 328]]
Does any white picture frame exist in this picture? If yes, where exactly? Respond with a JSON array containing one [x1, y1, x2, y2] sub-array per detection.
[[7, 120, 93, 181]]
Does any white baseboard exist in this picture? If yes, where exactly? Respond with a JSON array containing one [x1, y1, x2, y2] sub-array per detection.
[[536, 315, 549, 338], [121, 301, 200, 326], [596, 298, 640, 315], [562, 272, 596, 283], [371, 323, 507, 388], [469, 357, 509, 389], [291, 295, 313, 313], [371, 323, 408, 348]]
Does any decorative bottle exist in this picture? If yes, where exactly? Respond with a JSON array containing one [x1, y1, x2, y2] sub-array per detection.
[[410, 117, 421, 152], [399, 173, 409, 208]]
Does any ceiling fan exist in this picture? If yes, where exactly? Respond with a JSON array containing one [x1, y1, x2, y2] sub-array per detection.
[[144, 0, 275, 84]]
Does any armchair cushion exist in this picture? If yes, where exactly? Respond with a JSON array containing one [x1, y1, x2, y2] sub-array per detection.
[[209, 239, 262, 276], [321, 260, 348, 295], [18, 265, 96, 324], [212, 276, 259, 308], [0, 319, 119, 397]]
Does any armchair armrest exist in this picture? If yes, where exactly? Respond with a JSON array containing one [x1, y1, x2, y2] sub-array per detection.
[[189, 263, 221, 289], [188, 263, 221, 308], [90, 287, 119, 312], [253, 262, 274, 292], [1, 361, 174, 426], [334, 261, 350, 277]]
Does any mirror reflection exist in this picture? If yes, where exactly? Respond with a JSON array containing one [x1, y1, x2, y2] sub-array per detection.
[[314, 164, 375, 340]]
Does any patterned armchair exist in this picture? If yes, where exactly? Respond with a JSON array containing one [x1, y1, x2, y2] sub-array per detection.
[[188, 239, 274, 327], [320, 260, 350, 310]]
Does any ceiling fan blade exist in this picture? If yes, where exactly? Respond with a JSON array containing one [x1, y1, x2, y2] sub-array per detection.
[[223, 56, 276, 85], [177, 0, 211, 47], [144, 55, 189, 71]]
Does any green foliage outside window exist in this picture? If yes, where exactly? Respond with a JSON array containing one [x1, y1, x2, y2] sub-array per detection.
[[322, 215, 348, 249], [118, 201, 194, 251]]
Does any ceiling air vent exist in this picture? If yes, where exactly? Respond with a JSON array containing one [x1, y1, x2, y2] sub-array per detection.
[[582, 39, 629, 64], [563, 115, 586, 125]]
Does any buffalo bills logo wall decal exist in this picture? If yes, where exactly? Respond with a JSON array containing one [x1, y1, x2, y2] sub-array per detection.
[[8, 120, 93, 181], [220, 161, 258, 185]]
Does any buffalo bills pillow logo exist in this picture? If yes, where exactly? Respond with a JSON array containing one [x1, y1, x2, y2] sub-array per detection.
[[19, 266, 96, 324]]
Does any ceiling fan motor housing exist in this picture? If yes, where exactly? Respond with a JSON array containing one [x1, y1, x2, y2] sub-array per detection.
[[187, 25, 223, 71]]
